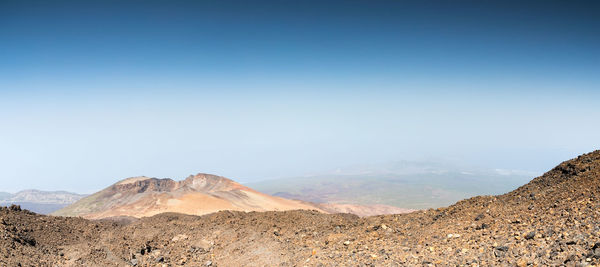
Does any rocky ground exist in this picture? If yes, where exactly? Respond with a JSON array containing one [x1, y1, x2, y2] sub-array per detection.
[[2, 151, 600, 266]]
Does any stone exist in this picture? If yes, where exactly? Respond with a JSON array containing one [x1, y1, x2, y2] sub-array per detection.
[[171, 234, 188, 242], [476, 223, 489, 230], [592, 242, 600, 258], [494, 246, 508, 257], [525, 231, 536, 240]]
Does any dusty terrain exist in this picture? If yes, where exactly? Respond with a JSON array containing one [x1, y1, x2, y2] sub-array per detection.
[[2, 151, 600, 266]]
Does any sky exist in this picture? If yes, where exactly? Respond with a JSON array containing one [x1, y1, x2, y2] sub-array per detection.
[[0, 0, 598, 193]]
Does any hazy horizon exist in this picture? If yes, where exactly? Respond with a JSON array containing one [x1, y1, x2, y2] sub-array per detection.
[[1, 0, 599, 193]]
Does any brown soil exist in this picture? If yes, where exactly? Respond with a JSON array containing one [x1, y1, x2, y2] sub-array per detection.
[[2, 151, 600, 266]]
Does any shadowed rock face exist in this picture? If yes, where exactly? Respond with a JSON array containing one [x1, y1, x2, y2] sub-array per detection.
[[113, 178, 178, 193], [52, 173, 324, 219]]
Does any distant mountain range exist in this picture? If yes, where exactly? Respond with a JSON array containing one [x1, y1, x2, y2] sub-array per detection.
[[248, 160, 536, 209], [0, 190, 86, 214], [4, 160, 535, 216], [52, 173, 412, 219]]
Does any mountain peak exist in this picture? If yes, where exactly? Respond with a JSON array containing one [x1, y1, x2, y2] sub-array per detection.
[[181, 173, 247, 192], [53, 173, 321, 219], [183, 173, 231, 184], [115, 176, 153, 185]]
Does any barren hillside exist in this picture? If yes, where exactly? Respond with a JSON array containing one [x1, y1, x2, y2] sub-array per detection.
[[52, 173, 323, 219]]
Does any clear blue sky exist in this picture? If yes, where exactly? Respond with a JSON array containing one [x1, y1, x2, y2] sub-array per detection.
[[0, 0, 598, 193]]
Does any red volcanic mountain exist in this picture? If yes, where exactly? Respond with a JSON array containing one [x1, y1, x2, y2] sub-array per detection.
[[52, 173, 324, 219]]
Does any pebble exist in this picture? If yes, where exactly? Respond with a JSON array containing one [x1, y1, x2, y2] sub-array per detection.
[[525, 231, 536, 240]]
